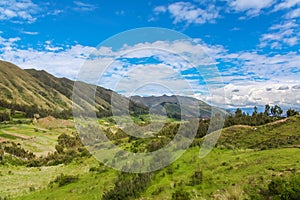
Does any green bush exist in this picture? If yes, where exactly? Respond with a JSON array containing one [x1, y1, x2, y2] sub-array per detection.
[[251, 174, 300, 199], [172, 188, 191, 200], [190, 170, 203, 185], [268, 175, 300, 200], [50, 173, 79, 187]]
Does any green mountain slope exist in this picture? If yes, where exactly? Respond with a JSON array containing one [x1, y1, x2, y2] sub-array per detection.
[[0, 60, 147, 117], [25, 68, 148, 117], [0, 61, 72, 112]]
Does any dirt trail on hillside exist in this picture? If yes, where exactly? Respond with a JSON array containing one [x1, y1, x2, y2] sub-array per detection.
[[228, 118, 289, 130], [267, 118, 289, 125], [2, 130, 32, 139]]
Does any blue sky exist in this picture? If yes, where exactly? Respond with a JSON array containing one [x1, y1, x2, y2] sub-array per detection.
[[0, 0, 299, 109]]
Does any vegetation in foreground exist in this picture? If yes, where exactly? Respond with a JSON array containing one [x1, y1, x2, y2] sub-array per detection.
[[0, 109, 299, 199]]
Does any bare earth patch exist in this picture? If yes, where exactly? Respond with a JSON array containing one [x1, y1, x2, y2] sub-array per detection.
[[37, 116, 74, 129]]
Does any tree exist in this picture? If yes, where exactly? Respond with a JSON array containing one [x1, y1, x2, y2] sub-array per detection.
[[271, 105, 283, 117], [0, 109, 11, 122], [287, 109, 299, 117], [264, 104, 270, 116], [254, 106, 258, 113], [252, 106, 258, 117], [235, 108, 243, 118], [276, 105, 283, 117]]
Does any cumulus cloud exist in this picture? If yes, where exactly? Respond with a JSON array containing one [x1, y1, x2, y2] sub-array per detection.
[[219, 51, 300, 83], [154, 1, 220, 25], [259, 20, 300, 49], [154, 0, 300, 25], [0, 35, 21, 51], [273, 0, 300, 11], [203, 82, 300, 108], [273, 0, 300, 19], [285, 7, 300, 18], [0, 0, 40, 23], [228, 0, 276, 17], [0, 36, 96, 78]]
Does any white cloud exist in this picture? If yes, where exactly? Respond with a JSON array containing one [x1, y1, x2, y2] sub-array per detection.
[[259, 20, 299, 49], [274, 0, 300, 11], [0, 0, 40, 23], [153, 6, 166, 14], [154, 2, 220, 25], [0, 35, 21, 51], [46, 9, 64, 16], [272, 0, 300, 19], [116, 39, 224, 67], [73, 1, 97, 11], [45, 45, 64, 51], [203, 81, 300, 108], [100, 63, 194, 97], [217, 50, 300, 92], [228, 0, 276, 17], [153, 0, 300, 26], [21, 31, 39, 35], [0, 36, 96, 78], [286, 7, 300, 18]]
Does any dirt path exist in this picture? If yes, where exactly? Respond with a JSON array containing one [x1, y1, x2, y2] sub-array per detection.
[[2, 130, 32, 140], [267, 118, 289, 125]]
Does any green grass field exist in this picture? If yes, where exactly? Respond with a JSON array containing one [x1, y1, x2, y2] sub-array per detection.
[[3, 147, 298, 200], [0, 115, 299, 199]]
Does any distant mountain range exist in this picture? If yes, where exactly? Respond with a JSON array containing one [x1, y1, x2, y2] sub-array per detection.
[[130, 95, 212, 119], [0, 60, 219, 119]]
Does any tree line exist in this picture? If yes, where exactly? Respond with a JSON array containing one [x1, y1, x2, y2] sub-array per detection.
[[195, 105, 299, 138], [225, 104, 299, 127], [0, 99, 72, 120]]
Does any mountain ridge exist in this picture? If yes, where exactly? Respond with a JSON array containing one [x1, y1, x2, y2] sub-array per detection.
[[1, 60, 218, 119]]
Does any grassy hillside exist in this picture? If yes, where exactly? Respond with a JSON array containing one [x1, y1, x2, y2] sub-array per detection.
[[25, 68, 146, 117], [0, 115, 299, 199], [0, 60, 149, 118], [0, 61, 72, 111], [217, 115, 300, 150], [5, 147, 298, 200]]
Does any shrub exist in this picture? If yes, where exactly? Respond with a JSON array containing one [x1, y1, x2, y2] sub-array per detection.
[[50, 173, 79, 187], [190, 170, 203, 185], [102, 172, 153, 200], [267, 175, 300, 200], [172, 188, 191, 200]]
